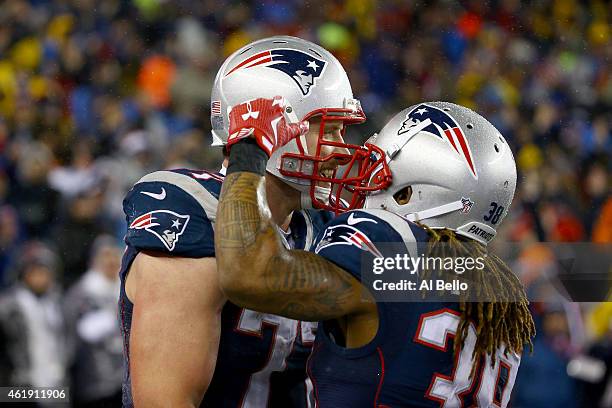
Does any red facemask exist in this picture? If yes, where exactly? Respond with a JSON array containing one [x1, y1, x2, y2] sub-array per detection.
[[277, 103, 392, 214]]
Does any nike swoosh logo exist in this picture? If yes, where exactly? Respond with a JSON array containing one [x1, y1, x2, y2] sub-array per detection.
[[140, 188, 166, 200], [347, 213, 377, 225]]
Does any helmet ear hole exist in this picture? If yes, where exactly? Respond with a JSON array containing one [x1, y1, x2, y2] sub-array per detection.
[[393, 186, 412, 205]]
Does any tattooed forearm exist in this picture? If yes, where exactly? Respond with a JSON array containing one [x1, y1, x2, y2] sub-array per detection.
[[216, 172, 267, 249], [262, 250, 368, 321], [215, 171, 371, 321], [216, 171, 283, 290]]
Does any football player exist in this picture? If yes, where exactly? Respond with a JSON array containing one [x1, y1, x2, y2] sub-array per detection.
[[216, 100, 536, 407], [119, 36, 374, 407]]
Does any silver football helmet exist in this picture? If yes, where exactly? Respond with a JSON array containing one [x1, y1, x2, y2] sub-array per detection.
[[210, 35, 371, 212], [364, 102, 517, 244]]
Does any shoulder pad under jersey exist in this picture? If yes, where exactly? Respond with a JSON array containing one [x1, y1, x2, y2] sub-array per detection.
[[310, 209, 428, 281], [123, 169, 224, 257]]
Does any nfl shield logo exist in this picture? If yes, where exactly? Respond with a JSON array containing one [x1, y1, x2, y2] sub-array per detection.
[[461, 197, 474, 214]]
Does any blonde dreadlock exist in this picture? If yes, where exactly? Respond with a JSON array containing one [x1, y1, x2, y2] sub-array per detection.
[[417, 225, 535, 365]]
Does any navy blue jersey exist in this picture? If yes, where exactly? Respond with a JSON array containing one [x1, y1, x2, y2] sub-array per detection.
[[307, 209, 521, 408], [119, 168, 333, 407]]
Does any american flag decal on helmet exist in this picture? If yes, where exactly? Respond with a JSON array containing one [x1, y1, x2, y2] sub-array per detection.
[[225, 49, 326, 96], [398, 104, 478, 179], [211, 100, 221, 115]]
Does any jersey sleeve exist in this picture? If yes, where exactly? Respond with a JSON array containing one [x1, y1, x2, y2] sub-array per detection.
[[123, 170, 220, 257], [310, 209, 427, 282]]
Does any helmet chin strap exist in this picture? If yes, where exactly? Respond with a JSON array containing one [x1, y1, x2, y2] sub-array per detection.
[[404, 200, 464, 222], [300, 190, 315, 209], [300, 185, 331, 209], [300, 187, 349, 210]]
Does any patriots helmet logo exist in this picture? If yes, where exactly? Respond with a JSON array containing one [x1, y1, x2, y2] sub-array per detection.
[[398, 104, 478, 179], [129, 210, 190, 251], [314, 224, 383, 258], [225, 49, 326, 96]]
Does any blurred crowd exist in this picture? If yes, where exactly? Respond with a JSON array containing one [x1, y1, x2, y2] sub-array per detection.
[[0, 0, 609, 406]]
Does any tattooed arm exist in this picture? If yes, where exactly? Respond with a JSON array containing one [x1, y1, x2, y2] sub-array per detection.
[[215, 171, 374, 322]]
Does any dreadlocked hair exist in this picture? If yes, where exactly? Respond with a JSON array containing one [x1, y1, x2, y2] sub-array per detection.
[[417, 224, 535, 367]]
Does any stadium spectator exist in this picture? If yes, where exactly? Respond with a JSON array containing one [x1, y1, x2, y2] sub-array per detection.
[[51, 177, 114, 286], [63, 234, 123, 407], [6, 141, 59, 239], [0, 242, 66, 390], [513, 306, 579, 408]]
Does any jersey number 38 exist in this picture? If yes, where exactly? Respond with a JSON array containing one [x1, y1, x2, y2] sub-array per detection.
[[414, 309, 520, 408]]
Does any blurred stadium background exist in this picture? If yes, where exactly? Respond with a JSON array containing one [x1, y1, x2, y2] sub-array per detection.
[[0, 0, 610, 407]]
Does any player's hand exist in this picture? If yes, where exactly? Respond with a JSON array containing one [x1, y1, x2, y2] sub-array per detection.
[[227, 96, 309, 156]]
